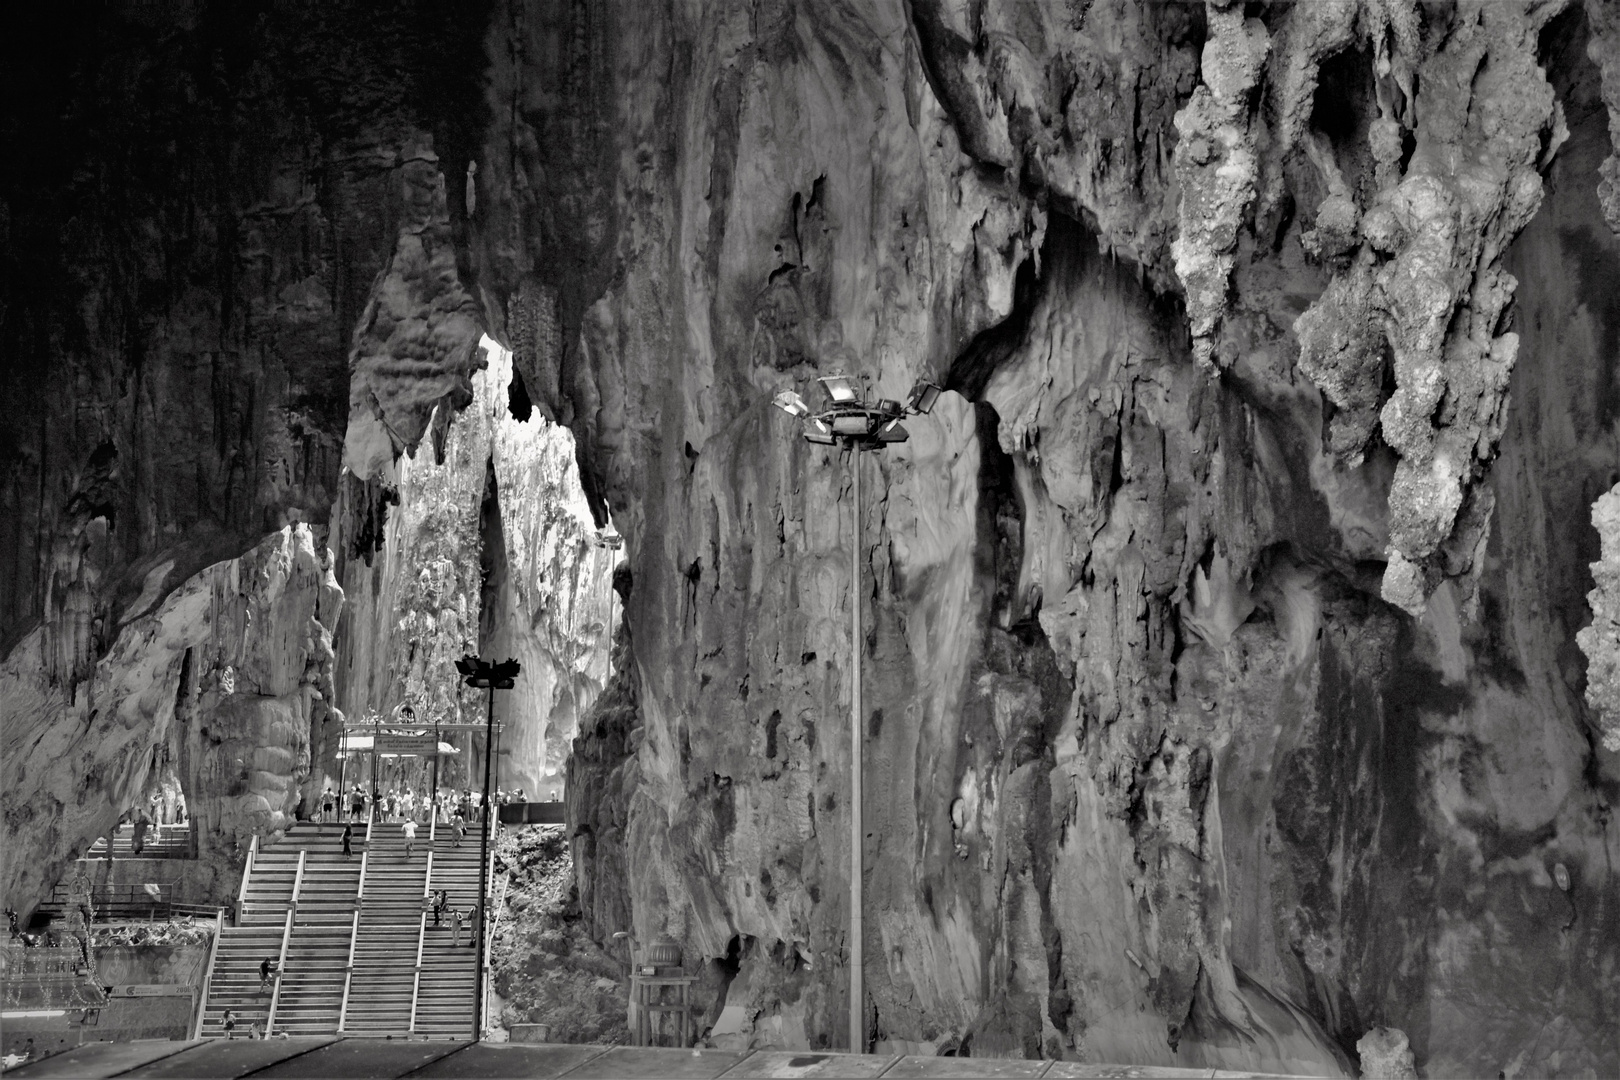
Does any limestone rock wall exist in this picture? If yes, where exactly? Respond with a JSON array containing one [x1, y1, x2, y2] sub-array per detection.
[[3, 524, 341, 913], [0, 2, 486, 909], [489, 1, 1620, 1075], [485, 340, 618, 798]]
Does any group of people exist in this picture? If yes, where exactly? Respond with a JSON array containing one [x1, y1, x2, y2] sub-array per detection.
[[220, 1008, 291, 1041], [145, 787, 188, 826], [318, 785, 508, 826], [426, 891, 477, 946]]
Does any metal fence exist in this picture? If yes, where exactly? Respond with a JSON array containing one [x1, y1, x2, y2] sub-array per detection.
[[38, 882, 200, 923]]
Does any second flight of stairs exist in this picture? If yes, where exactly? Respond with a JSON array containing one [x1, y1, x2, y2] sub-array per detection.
[[196, 818, 488, 1040]]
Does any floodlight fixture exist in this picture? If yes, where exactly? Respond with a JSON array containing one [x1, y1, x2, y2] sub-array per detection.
[[764, 373, 940, 1054], [773, 390, 811, 418], [818, 374, 859, 404], [906, 381, 942, 415]]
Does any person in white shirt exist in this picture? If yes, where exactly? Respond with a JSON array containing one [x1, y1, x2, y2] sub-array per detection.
[[402, 818, 417, 858]]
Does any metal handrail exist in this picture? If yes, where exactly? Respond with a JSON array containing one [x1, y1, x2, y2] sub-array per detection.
[[265, 909, 293, 1035], [408, 911, 426, 1034], [191, 907, 226, 1039], [355, 849, 369, 908], [337, 908, 359, 1032], [236, 835, 259, 923], [290, 850, 307, 919]]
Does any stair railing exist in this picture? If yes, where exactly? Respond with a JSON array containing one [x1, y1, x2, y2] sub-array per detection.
[[265, 908, 293, 1035], [408, 846, 434, 1035], [236, 834, 259, 925], [409, 910, 427, 1035], [337, 907, 359, 1032], [191, 907, 226, 1039], [290, 849, 307, 921], [356, 848, 369, 910]]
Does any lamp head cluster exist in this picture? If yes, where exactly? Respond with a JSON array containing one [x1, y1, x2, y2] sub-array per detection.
[[773, 375, 942, 450], [456, 655, 521, 689]]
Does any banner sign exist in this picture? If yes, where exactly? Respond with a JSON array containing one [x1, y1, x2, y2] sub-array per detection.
[[374, 733, 437, 755]]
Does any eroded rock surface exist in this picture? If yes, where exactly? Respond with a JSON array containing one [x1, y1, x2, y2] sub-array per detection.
[[3, 524, 340, 911]]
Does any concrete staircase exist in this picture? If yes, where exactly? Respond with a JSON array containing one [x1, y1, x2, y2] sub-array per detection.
[[198, 818, 490, 1040], [273, 924, 350, 1035], [238, 845, 299, 926], [197, 918, 286, 1037], [416, 822, 486, 1039], [341, 823, 428, 1036], [87, 822, 193, 859]]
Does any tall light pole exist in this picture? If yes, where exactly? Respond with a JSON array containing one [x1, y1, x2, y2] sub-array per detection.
[[455, 654, 520, 1043], [772, 374, 941, 1053]]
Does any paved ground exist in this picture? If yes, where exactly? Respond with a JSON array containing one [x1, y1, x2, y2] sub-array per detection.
[[4, 1039, 1320, 1078]]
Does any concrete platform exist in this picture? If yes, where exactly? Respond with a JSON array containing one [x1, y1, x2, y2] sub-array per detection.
[[120, 1037, 339, 1077], [407, 1044, 610, 1076], [3, 1038, 1324, 1078], [4, 1040, 201, 1078]]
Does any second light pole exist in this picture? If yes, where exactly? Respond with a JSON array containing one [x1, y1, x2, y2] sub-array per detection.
[[773, 374, 940, 1053], [454, 654, 521, 1043]]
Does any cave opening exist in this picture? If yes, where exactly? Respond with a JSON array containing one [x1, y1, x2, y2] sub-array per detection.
[[328, 335, 620, 808]]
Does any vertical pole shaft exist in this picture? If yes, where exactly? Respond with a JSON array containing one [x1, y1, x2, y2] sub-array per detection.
[[474, 681, 495, 1041], [849, 447, 863, 1054]]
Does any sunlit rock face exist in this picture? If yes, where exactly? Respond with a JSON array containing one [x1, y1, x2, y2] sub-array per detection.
[[2, 524, 340, 912], [484, 342, 618, 798], [502, 2, 1620, 1075]]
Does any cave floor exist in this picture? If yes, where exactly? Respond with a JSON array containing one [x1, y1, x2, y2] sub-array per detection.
[[3, 1038, 1319, 1078]]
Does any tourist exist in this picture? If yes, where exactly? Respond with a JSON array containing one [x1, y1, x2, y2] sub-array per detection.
[[349, 786, 364, 822], [431, 889, 445, 927], [175, 792, 188, 825], [451, 906, 464, 946], [402, 817, 417, 859], [222, 1008, 238, 1039], [130, 813, 148, 856], [149, 791, 163, 825], [341, 824, 353, 858], [452, 811, 466, 847], [250, 1022, 263, 1040], [259, 956, 278, 992], [321, 787, 335, 822]]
